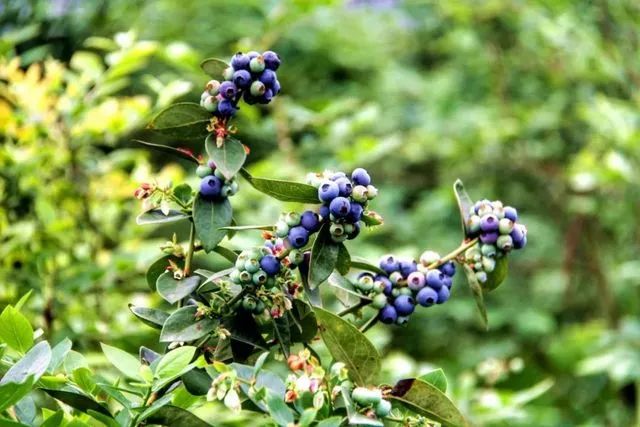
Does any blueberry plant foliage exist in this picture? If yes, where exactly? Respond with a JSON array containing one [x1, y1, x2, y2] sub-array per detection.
[[0, 51, 527, 427]]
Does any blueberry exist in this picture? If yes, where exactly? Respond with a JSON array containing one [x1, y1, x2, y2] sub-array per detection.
[[243, 91, 258, 105], [416, 287, 438, 307], [206, 79, 221, 95], [200, 175, 223, 199], [467, 215, 481, 235], [219, 81, 237, 99], [334, 177, 353, 197], [329, 223, 345, 238], [407, 271, 426, 291], [498, 218, 514, 235], [440, 261, 456, 277], [497, 235, 513, 251], [258, 88, 274, 104], [475, 271, 488, 283], [319, 204, 330, 219], [375, 275, 393, 296], [436, 286, 450, 304], [396, 316, 410, 326], [442, 275, 453, 289], [247, 51, 260, 60], [300, 210, 320, 232], [480, 231, 499, 245], [394, 295, 415, 316], [262, 50, 281, 71], [203, 96, 218, 112], [480, 214, 499, 232], [258, 69, 277, 86], [318, 180, 340, 202], [419, 250, 440, 267], [288, 226, 309, 249], [231, 52, 250, 70], [481, 244, 497, 257], [346, 202, 363, 223], [223, 66, 234, 81], [375, 399, 392, 417], [329, 197, 351, 218], [250, 55, 265, 73], [366, 185, 378, 199], [244, 258, 260, 273], [351, 168, 371, 186], [510, 224, 527, 248], [285, 212, 301, 227], [516, 235, 527, 249], [196, 164, 213, 178], [426, 269, 444, 290], [357, 274, 375, 292], [272, 80, 281, 95], [504, 206, 518, 222], [232, 69, 252, 88], [351, 185, 369, 203], [217, 99, 237, 116], [275, 220, 289, 238], [260, 255, 281, 276], [250, 80, 266, 96], [347, 222, 361, 240], [379, 304, 398, 324], [482, 256, 496, 272], [372, 293, 388, 309], [399, 259, 418, 277], [379, 254, 399, 274]]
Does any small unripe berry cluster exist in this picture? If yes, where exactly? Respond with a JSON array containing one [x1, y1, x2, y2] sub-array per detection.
[[306, 168, 378, 243], [196, 161, 239, 200], [359, 251, 456, 325], [274, 211, 321, 249], [464, 200, 527, 283], [230, 247, 280, 290], [349, 386, 392, 419], [199, 51, 281, 118]]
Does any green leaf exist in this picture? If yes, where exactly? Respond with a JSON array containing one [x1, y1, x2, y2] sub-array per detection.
[[328, 272, 371, 307], [483, 256, 509, 292], [1, 341, 51, 386], [218, 224, 274, 231], [271, 315, 291, 358], [206, 136, 247, 180], [453, 179, 474, 236], [128, 305, 170, 330], [14, 291, 33, 312], [48, 338, 72, 374], [72, 367, 96, 394], [266, 391, 295, 427], [160, 306, 218, 343], [40, 410, 64, 427], [136, 209, 189, 225], [239, 169, 320, 204], [15, 395, 36, 426], [389, 378, 469, 427], [200, 57, 229, 78], [213, 246, 238, 263], [173, 183, 193, 206], [0, 306, 33, 354], [145, 405, 211, 427], [231, 363, 286, 412], [336, 243, 351, 275], [41, 389, 112, 419], [155, 346, 196, 380], [314, 307, 380, 386], [350, 256, 385, 275], [317, 416, 344, 427], [196, 267, 235, 293], [0, 416, 29, 426], [289, 300, 318, 343], [462, 265, 488, 330], [419, 369, 448, 393], [135, 139, 199, 163], [100, 343, 141, 380], [181, 368, 211, 396], [193, 195, 233, 252], [147, 102, 211, 139], [309, 224, 340, 289], [226, 314, 268, 362], [156, 271, 201, 304], [0, 379, 35, 412], [146, 255, 181, 291]]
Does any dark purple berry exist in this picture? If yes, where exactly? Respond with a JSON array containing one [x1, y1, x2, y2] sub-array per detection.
[[260, 255, 281, 276], [416, 287, 438, 307], [480, 231, 499, 244], [232, 69, 252, 88], [258, 89, 273, 104], [504, 206, 518, 222], [300, 210, 321, 232], [329, 197, 351, 218], [231, 52, 250, 70], [351, 168, 371, 186], [440, 261, 456, 277], [218, 99, 237, 116], [288, 226, 309, 249], [379, 304, 398, 324], [319, 204, 330, 219], [426, 269, 444, 290], [346, 202, 363, 223], [335, 177, 353, 197], [399, 259, 418, 277], [219, 81, 237, 99], [515, 235, 527, 249], [436, 286, 450, 304], [442, 275, 453, 289], [318, 181, 339, 202], [200, 175, 223, 199], [379, 255, 399, 274], [347, 222, 360, 240], [394, 295, 415, 316], [272, 80, 281, 95], [480, 214, 499, 232], [262, 50, 281, 71], [258, 69, 277, 86]]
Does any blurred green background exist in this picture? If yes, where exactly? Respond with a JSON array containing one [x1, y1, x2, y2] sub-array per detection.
[[2, 0, 640, 425]]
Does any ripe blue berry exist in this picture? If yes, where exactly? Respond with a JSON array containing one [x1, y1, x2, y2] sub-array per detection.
[[379, 255, 399, 274], [231, 52, 250, 70], [436, 286, 450, 304], [318, 180, 340, 202], [504, 206, 518, 222], [416, 287, 438, 307], [260, 255, 281, 276], [243, 91, 258, 105], [480, 214, 499, 232], [258, 69, 277, 86], [440, 261, 456, 277], [259, 89, 274, 104], [480, 231, 499, 245], [510, 224, 526, 248], [218, 100, 237, 116], [426, 269, 444, 290], [219, 81, 237, 99], [334, 177, 353, 197], [351, 168, 371, 186], [300, 210, 321, 232], [442, 275, 453, 289], [399, 259, 418, 277], [319, 204, 330, 219], [379, 304, 398, 324], [232, 69, 252, 88], [272, 80, 281, 94], [262, 50, 281, 71], [200, 175, 223, 199], [394, 295, 415, 316], [346, 202, 363, 223], [288, 226, 309, 249], [407, 271, 426, 291], [329, 197, 351, 218]]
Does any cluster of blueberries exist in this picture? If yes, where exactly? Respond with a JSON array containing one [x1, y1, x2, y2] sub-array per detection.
[[196, 161, 239, 200], [354, 251, 456, 325], [305, 168, 378, 243], [229, 246, 282, 314], [199, 50, 281, 118], [464, 200, 527, 283]]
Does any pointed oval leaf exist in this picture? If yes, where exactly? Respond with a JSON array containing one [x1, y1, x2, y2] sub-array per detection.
[[0, 379, 35, 413], [129, 305, 170, 329], [136, 209, 189, 225], [160, 306, 218, 343], [193, 196, 233, 252], [155, 346, 196, 380], [453, 179, 473, 236], [266, 390, 295, 427], [48, 338, 72, 373], [314, 307, 380, 386], [200, 57, 229, 78], [100, 343, 142, 380], [147, 255, 181, 291], [0, 306, 33, 354], [147, 102, 211, 139], [181, 368, 211, 396], [206, 136, 247, 180], [239, 169, 320, 204], [309, 224, 340, 289], [135, 139, 199, 163], [145, 405, 212, 427], [0, 341, 51, 385], [418, 369, 448, 393], [156, 272, 201, 304], [389, 378, 468, 427], [336, 243, 351, 275], [462, 264, 488, 330], [289, 300, 318, 343], [350, 256, 385, 275], [41, 389, 112, 419]]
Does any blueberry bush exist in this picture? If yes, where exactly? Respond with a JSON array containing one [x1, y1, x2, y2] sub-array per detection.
[[0, 50, 530, 426]]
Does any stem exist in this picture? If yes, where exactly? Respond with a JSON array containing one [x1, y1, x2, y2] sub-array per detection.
[[427, 238, 479, 270], [384, 415, 405, 424], [338, 299, 369, 317], [183, 221, 196, 276], [359, 316, 378, 333], [130, 386, 154, 427]]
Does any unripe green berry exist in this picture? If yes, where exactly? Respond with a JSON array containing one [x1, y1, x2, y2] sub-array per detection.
[[221, 185, 233, 197], [474, 261, 483, 271], [391, 288, 401, 298], [288, 249, 304, 265], [214, 168, 226, 179], [398, 287, 412, 296], [352, 185, 369, 203], [250, 80, 266, 96], [331, 233, 348, 243], [250, 55, 265, 73], [285, 212, 301, 227], [254, 299, 266, 314], [343, 223, 355, 235], [352, 387, 382, 406], [244, 259, 260, 273], [419, 250, 440, 266], [247, 248, 263, 261], [465, 246, 481, 262], [372, 280, 386, 294], [252, 270, 268, 286], [206, 79, 221, 95], [375, 399, 392, 417], [497, 235, 513, 251], [330, 223, 345, 237], [239, 270, 252, 283], [467, 215, 481, 234], [482, 256, 496, 273], [372, 293, 387, 309], [357, 275, 375, 292], [236, 253, 248, 269], [480, 244, 497, 257], [196, 164, 213, 178], [203, 96, 218, 112], [266, 277, 276, 288], [275, 221, 289, 238], [476, 271, 488, 283], [389, 271, 404, 285], [223, 66, 234, 81], [229, 269, 241, 284], [396, 315, 410, 325], [228, 180, 239, 195], [366, 185, 378, 199], [498, 218, 514, 235], [477, 202, 493, 216], [242, 296, 257, 311], [494, 206, 505, 219]]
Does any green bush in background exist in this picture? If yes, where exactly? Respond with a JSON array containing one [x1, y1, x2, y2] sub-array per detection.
[[1, 0, 639, 425]]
